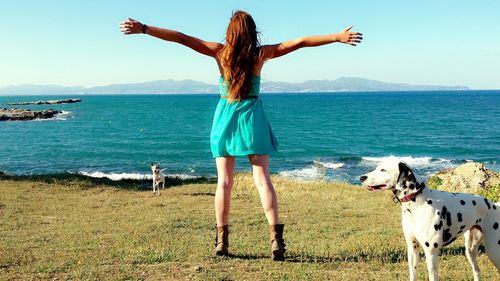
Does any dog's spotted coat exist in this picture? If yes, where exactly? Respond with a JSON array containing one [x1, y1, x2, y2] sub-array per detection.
[[360, 158, 500, 281]]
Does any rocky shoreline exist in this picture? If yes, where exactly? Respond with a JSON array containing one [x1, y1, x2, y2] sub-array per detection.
[[0, 108, 62, 121], [427, 162, 499, 201], [3, 98, 81, 106], [430, 162, 499, 192]]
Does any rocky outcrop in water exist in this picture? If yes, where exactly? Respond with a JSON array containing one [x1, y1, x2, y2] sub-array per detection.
[[431, 162, 500, 194], [4, 98, 81, 105], [0, 108, 62, 121]]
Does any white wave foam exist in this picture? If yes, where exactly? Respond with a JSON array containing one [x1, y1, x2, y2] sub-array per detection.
[[361, 155, 458, 179], [278, 166, 323, 180], [53, 110, 72, 120], [313, 160, 345, 169], [168, 173, 199, 180], [32, 110, 72, 122], [79, 171, 151, 181], [362, 155, 452, 167], [78, 171, 200, 181]]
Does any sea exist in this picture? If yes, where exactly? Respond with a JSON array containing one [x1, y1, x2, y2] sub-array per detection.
[[1, 91, 499, 184]]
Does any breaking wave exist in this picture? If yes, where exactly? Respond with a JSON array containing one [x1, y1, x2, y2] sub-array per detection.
[[32, 110, 73, 122], [277, 155, 468, 182], [313, 159, 345, 169], [78, 171, 199, 181], [278, 159, 345, 181]]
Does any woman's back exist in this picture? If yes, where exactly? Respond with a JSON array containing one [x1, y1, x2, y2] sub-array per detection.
[[218, 74, 261, 98]]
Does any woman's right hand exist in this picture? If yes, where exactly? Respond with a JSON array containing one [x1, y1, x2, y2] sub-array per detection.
[[119, 18, 144, 35]]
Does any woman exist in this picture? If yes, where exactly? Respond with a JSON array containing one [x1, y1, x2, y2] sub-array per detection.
[[120, 10, 362, 261]]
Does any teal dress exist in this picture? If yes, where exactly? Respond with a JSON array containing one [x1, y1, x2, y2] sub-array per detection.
[[210, 75, 278, 157]]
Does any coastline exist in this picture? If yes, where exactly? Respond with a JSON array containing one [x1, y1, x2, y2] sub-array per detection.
[[1, 156, 499, 186], [1, 158, 499, 185], [0, 171, 215, 190], [3, 159, 498, 203]]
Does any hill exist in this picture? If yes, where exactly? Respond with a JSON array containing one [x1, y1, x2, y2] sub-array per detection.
[[0, 77, 469, 95]]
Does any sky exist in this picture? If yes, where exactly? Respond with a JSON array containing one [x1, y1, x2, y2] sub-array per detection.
[[1, 0, 499, 89]]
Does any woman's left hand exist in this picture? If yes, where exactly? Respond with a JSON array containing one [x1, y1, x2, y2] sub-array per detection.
[[336, 25, 363, 46], [119, 18, 144, 35]]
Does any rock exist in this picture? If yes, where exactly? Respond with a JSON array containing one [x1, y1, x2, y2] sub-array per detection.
[[4, 98, 81, 106], [432, 162, 500, 194], [0, 108, 62, 121]]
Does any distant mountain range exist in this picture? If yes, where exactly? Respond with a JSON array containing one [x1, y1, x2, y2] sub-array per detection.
[[0, 77, 469, 96]]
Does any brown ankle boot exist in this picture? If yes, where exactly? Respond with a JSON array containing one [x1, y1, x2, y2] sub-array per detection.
[[214, 225, 229, 256], [269, 224, 286, 261]]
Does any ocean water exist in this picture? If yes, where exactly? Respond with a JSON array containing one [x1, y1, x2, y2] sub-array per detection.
[[1, 91, 499, 184]]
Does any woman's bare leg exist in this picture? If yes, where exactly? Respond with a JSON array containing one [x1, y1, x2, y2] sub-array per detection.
[[215, 156, 235, 226], [248, 154, 279, 225]]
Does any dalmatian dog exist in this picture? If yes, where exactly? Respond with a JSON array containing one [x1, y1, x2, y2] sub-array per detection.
[[150, 162, 165, 195], [360, 158, 500, 281]]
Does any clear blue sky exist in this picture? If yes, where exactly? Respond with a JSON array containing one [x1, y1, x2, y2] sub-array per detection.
[[1, 0, 499, 89]]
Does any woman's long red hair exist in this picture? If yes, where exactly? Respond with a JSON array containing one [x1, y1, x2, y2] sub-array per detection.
[[218, 11, 262, 101]]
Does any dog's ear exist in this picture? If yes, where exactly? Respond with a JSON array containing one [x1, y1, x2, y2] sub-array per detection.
[[398, 162, 417, 185], [398, 162, 408, 174], [150, 162, 154, 166]]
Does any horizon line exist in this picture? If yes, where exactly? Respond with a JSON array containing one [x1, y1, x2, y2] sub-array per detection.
[[0, 76, 473, 89]]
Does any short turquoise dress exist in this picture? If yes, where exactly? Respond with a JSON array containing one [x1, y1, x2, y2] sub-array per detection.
[[210, 75, 278, 157]]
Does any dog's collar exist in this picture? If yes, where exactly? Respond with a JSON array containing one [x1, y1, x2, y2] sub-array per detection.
[[398, 185, 426, 203]]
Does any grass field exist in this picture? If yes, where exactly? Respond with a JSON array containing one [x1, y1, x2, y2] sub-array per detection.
[[0, 173, 498, 280]]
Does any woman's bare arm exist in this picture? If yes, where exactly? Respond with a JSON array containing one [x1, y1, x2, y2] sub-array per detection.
[[119, 18, 222, 58], [262, 26, 363, 60]]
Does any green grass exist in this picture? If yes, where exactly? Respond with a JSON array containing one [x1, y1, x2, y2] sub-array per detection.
[[0, 174, 498, 280], [480, 184, 500, 202], [426, 175, 443, 190]]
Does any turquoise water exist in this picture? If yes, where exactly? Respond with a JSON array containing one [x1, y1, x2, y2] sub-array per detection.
[[1, 91, 499, 183]]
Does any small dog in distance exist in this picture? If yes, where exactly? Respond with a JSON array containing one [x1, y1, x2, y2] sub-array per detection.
[[150, 162, 165, 195]]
